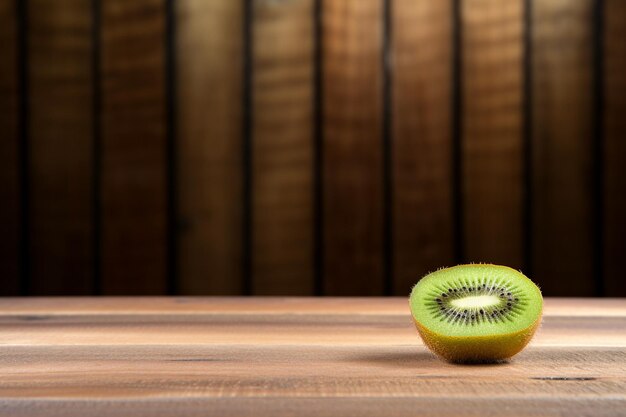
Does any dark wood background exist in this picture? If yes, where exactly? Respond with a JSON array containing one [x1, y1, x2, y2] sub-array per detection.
[[1, 0, 625, 297]]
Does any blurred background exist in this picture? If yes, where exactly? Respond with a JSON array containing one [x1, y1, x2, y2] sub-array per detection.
[[0, 0, 624, 297]]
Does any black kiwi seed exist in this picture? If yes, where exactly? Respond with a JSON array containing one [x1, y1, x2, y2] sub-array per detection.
[[442, 293, 447, 297]]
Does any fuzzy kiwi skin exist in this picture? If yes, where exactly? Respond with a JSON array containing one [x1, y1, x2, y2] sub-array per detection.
[[413, 312, 542, 363]]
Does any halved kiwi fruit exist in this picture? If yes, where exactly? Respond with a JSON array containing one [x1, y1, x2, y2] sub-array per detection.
[[409, 264, 542, 363]]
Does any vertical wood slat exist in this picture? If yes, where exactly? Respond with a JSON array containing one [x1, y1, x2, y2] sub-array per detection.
[[28, 0, 94, 294], [323, 0, 384, 295], [531, 0, 595, 296], [604, 0, 626, 296], [461, 0, 524, 269], [0, 0, 20, 295], [176, 0, 243, 294], [101, 0, 167, 294], [252, 0, 314, 295], [392, 0, 454, 294]]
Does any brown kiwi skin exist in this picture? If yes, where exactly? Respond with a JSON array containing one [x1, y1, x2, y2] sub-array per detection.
[[413, 315, 542, 363]]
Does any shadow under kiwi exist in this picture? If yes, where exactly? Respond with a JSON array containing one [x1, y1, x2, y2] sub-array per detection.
[[352, 344, 626, 370], [349, 347, 512, 368], [447, 358, 511, 367]]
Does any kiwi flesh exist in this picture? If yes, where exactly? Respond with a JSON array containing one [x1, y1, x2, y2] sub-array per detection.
[[409, 264, 543, 363]]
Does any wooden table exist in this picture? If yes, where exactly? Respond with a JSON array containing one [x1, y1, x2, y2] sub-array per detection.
[[0, 297, 625, 416]]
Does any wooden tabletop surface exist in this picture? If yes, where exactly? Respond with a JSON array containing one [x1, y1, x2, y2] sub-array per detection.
[[0, 297, 625, 416]]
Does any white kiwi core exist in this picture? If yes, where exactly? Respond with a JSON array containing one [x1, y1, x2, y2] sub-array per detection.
[[451, 295, 501, 309]]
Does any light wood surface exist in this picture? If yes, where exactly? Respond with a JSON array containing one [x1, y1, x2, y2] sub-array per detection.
[[0, 297, 624, 416]]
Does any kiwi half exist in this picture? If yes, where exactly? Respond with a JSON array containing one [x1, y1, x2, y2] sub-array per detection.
[[409, 264, 543, 363]]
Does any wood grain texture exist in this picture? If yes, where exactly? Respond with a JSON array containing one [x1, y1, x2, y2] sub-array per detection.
[[176, 0, 243, 295], [604, 0, 626, 296], [101, 0, 168, 294], [392, 0, 454, 295], [0, 0, 20, 295], [28, 0, 93, 294], [252, 0, 314, 296], [531, 0, 595, 296], [1, 398, 624, 417], [322, 0, 384, 295], [0, 297, 624, 417], [461, 0, 524, 268]]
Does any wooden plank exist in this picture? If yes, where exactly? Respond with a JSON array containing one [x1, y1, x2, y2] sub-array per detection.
[[1, 397, 625, 417], [1, 344, 626, 381], [101, 0, 167, 294], [28, 0, 94, 295], [252, 0, 314, 295], [392, 0, 454, 295], [0, 298, 624, 417], [461, 0, 524, 268], [604, 0, 626, 296], [322, 0, 384, 295], [0, 0, 20, 295], [531, 0, 595, 296], [176, 0, 243, 295], [0, 301, 625, 348], [0, 297, 626, 344]]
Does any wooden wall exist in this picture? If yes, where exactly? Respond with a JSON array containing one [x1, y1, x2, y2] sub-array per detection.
[[0, 0, 624, 296]]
